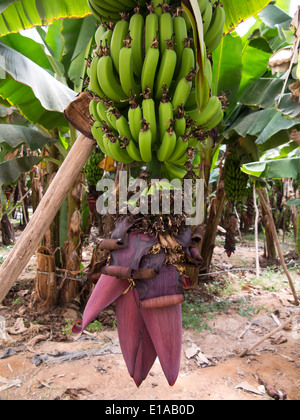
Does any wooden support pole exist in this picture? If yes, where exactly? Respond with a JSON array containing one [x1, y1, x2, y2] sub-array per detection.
[[239, 309, 300, 357], [0, 133, 96, 303]]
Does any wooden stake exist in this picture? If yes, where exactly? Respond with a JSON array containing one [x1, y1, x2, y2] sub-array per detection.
[[257, 188, 299, 306], [0, 133, 96, 303], [239, 309, 300, 357]]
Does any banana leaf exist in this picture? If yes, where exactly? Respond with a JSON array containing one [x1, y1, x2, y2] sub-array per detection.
[[0, 124, 55, 151], [242, 156, 300, 179], [222, 0, 272, 34], [0, 155, 43, 186], [0, 0, 90, 37], [0, 41, 76, 128]]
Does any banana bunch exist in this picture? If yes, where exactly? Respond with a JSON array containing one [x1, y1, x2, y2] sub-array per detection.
[[84, 146, 104, 188], [87, 1, 225, 180], [224, 150, 249, 203]]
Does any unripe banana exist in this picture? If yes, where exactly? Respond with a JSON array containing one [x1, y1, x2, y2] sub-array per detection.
[[141, 37, 160, 93], [119, 37, 141, 97], [95, 24, 106, 46], [202, 0, 213, 34], [175, 39, 195, 85], [172, 69, 195, 110], [128, 96, 142, 143], [129, 10, 144, 77], [145, 7, 159, 53], [142, 89, 157, 144], [201, 100, 224, 130], [157, 127, 177, 162], [162, 161, 187, 180], [197, 0, 209, 13], [88, 0, 121, 22], [116, 113, 134, 141], [89, 98, 101, 122], [121, 136, 143, 162], [101, 26, 113, 48], [173, 10, 188, 76], [159, 11, 173, 57], [110, 15, 129, 73], [105, 134, 134, 164], [91, 121, 106, 154], [187, 96, 222, 127], [154, 40, 177, 100], [159, 88, 174, 140], [97, 54, 128, 103], [204, 4, 225, 54], [168, 135, 189, 163], [90, 53, 105, 98], [139, 121, 152, 162], [174, 107, 187, 138]]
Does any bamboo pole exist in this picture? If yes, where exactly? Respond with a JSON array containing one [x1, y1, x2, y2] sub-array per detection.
[[0, 134, 96, 303], [257, 188, 299, 306]]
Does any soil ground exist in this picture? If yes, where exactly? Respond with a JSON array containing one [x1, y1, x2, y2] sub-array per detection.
[[0, 231, 300, 401]]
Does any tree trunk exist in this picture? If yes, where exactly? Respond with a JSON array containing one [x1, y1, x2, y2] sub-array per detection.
[[0, 213, 15, 245], [0, 134, 96, 304], [257, 188, 299, 306]]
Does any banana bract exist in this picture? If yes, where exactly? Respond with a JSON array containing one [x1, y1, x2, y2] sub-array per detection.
[[73, 218, 203, 386]]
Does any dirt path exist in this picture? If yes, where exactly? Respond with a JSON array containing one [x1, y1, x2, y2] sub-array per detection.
[[0, 241, 299, 400]]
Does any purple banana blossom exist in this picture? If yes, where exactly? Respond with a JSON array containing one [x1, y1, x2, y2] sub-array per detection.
[[73, 230, 186, 387]]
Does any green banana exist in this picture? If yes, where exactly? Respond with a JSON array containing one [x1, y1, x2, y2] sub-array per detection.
[[129, 9, 144, 77], [145, 6, 159, 53], [89, 53, 105, 98], [159, 11, 173, 57], [141, 38, 160, 92], [172, 69, 195, 110], [174, 106, 187, 138], [162, 161, 187, 180], [91, 121, 106, 153], [110, 15, 129, 73], [88, 0, 121, 22], [116, 113, 134, 141], [187, 96, 222, 127], [95, 24, 106, 46], [167, 135, 189, 163], [141, 37, 160, 93], [159, 88, 174, 140], [105, 134, 134, 164], [97, 54, 128, 103], [175, 39, 195, 85], [119, 37, 141, 97], [139, 120, 152, 162], [157, 127, 177, 162], [201, 100, 224, 130], [173, 10, 188, 76], [205, 57, 213, 89], [142, 89, 157, 144], [197, 0, 209, 13], [202, 0, 213, 34], [101, 26, 113, 48], [89, 98, 101, 122], [128, 96, 142, 143], [121, 137, 143, 161], [204, 4, 225, 54], [154, 40, 177, 100]]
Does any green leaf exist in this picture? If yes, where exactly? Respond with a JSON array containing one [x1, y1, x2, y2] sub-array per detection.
[[0, 155, 43, 186], [286, 199, 300, 207], [0, 41, 76, 128], [276, 93, 300, 120], [239, 77, 285, 109], [0, 0, 90, 37], [242, 157, 300, 179], [0, 124, 55, 150], [212, 32, 243, 103], [222, 0, 272, 34]]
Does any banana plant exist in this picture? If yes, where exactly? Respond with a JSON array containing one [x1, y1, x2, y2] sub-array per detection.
[[0, 11, 98, 303]]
